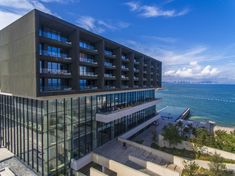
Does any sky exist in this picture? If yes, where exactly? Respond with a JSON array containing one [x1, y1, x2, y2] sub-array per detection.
[[0, 0, 235, 84]]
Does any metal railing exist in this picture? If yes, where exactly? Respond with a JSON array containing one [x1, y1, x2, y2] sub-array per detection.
[[40, 68, 71, 75]]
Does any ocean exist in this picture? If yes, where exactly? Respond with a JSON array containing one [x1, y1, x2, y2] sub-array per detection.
[[155, 83, 235, 127]]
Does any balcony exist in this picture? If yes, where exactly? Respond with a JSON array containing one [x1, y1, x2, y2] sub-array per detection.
[[144, 64, 148, 67], [40, 68, 71, 76], [80, 57, 98, 65], [104, 62, 116, 68], [134, 68, 139, 72], [121, 56, 129, 62], [96, 98, 160, 123], [80, 41, 98, 54], [40, 50, 72, 62], [121, 75, 128, 80], [134, 60, 140, 64], [104, 85, 116, 90], [39, 30, 72, 46], [80, 72, 98, 78], [121, 65, 129, 71], [40, 86, 72, 93], [134, 77, 139, 81], [80, 86, 98, 91], [104, 50, 116, 58], [121, 85, 129, 89], [104, 74, 115, 79]]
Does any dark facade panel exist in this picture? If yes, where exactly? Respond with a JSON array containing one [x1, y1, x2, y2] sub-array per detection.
[[0, 9, 162, 98], [35, 10, 162, 97]]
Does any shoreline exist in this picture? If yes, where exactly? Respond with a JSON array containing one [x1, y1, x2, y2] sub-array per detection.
[[189, 115, 235, 129]]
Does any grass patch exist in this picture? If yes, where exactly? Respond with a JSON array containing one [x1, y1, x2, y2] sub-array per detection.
[[151, 143, 235, 164]]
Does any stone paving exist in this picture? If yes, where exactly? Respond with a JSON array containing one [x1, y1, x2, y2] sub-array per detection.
[[0, 157, 37, 176], [94, 139, 171, 176], [0, 148, 37, 176]]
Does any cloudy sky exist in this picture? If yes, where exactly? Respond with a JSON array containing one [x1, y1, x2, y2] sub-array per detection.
[[1, 0, 235, 83]]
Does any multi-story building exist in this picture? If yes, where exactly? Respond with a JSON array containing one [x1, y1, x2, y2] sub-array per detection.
[[0, 10, 162, 176]]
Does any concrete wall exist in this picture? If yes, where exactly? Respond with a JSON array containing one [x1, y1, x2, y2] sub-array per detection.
[[90, 168, 108, 176], [118, 137, 174, 162], [71, 153, 92, 171], [202, 146, 235, 161], [158, 135, 235, 161], [129, 155, 180, 176], [158, 134, 194, 151], [109, 160, 149, 176], [194, 160, 235, 172], [0, 10, 36, 98], [92, 153, 149, 176]]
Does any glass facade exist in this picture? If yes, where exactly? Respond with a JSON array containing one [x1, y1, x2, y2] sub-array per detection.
[[0, 89, 157, 176]]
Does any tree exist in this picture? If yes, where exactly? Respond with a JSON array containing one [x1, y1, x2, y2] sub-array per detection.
[[208, 153, 232, 176], [183, 161, 200, 176], [162, 124, 182, 146]]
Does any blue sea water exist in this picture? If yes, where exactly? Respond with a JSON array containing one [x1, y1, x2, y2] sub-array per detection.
[[155, 83, 235, 127]]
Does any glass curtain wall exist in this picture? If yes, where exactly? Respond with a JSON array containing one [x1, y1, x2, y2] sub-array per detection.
[[0, 89, 156, 176]]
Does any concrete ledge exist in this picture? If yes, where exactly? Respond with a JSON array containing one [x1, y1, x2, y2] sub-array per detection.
[[0, 148, 14, 162], [90, 168, 108, 176], [120, 114, 160, 139], [70, 153, 92, 171], [96, 99, 159, 123], [128, 155, 180, 176]]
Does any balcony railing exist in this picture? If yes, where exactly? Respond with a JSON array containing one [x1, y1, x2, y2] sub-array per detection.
[[80, 42, 97, 52], [39, 30, 71, 45], [104, 50, 116, 57], [40, 50, 72, 60], [121, 66, 129, 70], [80, 86, 98, 90], [104, 86, 116, 90], [134, 68, 139, 72], [80, 72, 98, 77], [80, 57, 97, 65], [40, 68, 71, 76], [134, 60, 140, 64], [104, 74, 115, 78], [134, 77, 139, 80], [104, 62, 116, 68], [121, 56, 129, 62], [40, 86, 72, 92], [121, 85, 129, 89], [121, 75, 128, 79]]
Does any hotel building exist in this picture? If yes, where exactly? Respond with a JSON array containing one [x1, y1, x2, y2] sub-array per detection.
[[0, 10, 162, 175]]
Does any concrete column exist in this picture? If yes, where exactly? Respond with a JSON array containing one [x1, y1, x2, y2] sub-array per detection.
[[71, 29, 80, 90], [115, 47, 122, 88], [97, 40, 105, 89], [129, 52, 134, 88]]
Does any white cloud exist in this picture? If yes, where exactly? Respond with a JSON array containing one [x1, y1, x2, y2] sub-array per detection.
[[0, 11, 21, 30], [125, 1, 189, 18], [164, 61, 220, 78], [120, 38, 235, 83], [76, 16, 130, 34], [0, 0, 66, 30], [125, 1, 140, 11]]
